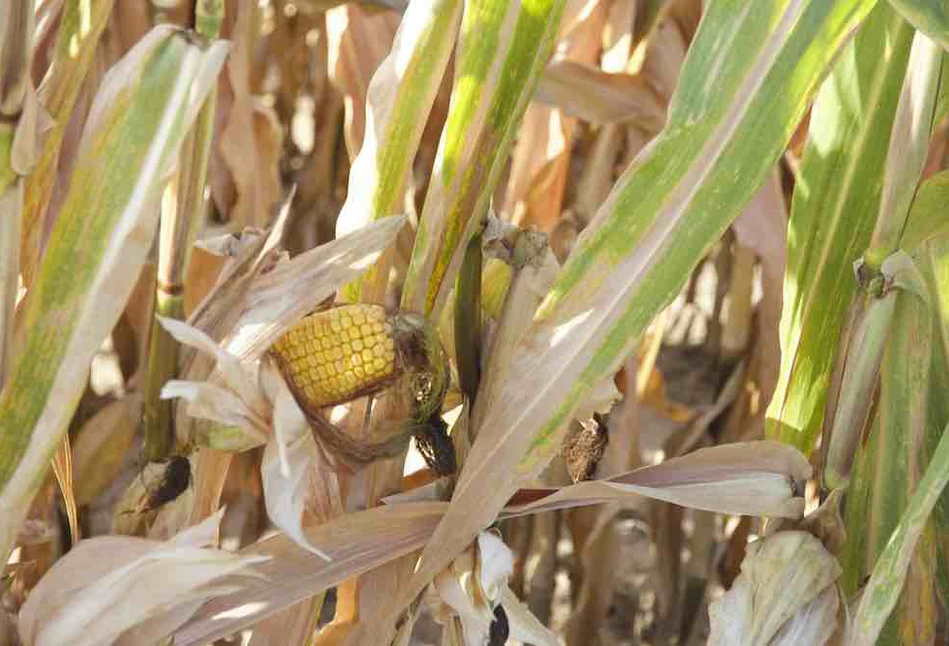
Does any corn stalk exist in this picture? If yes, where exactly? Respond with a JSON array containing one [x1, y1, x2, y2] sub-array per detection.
[[143, 0, 225, 461]]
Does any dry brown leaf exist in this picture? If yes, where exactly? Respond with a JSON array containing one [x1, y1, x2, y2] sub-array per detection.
[[502, 441, 810, 519], [247, 595, 325, 646], [218, 2, 284, 228], [637, 16, 687, 101], [184, 243, 231, 318], [732, 170, 788, 407], [174, 438, 809, 643], [534, 60, 666, 128], [325, 4, 401, 160], [562, 505, 617, 645], [501, 0, 608, 232], [18, 511, 264, 646], [71, 393, 142, 507], [174, 503, 449, 645]]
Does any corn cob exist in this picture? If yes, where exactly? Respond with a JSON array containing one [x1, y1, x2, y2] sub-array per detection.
[[269, 304, 398, 411], [268, 304, 455, 474]]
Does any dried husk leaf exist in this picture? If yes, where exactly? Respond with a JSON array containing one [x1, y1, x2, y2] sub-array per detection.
[[261, 360, 338, 560], [163, 215, 407, 451], [226, 214, 407, 360], [708, 531, 842, 646], [769, 586, 840, 646]]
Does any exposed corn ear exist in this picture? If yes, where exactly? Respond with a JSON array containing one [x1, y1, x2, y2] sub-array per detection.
[[269, 304, 399, 412], [268, 304, 454, 473]]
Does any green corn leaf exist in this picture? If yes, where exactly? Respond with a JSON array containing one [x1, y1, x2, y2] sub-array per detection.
[[387, 0, 877, 623], [0, 26, 227, 564], [899, 169, 949, 253], [841, 271, 939, 643], [20, 0, 117, 286], [918, 235, 949, 617], [767, 6, 914, 453], [337, 0, 463, 303], [849, 412, 949, 645], [400, 0, 566, 316]]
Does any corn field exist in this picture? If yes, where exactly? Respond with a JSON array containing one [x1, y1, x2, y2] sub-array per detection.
[[2, 0, 949, 644]]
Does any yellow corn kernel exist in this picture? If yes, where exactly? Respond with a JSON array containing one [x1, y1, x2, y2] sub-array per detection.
[[269, 305, 397, 410]]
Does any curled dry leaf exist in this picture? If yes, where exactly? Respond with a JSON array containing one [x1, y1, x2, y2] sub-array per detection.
[[708, 530, 842, 646], [502, 440, 810, 520], [427, 531, 563, 646], [160, 317, 271, 450], [18, 511, 265, 646]]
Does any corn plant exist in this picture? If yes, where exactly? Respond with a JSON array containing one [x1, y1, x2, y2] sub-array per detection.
[[2, 0, 949, 645]]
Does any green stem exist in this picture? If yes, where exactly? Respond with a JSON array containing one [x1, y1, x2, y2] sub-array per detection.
[[143, 62, 219, 460]]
